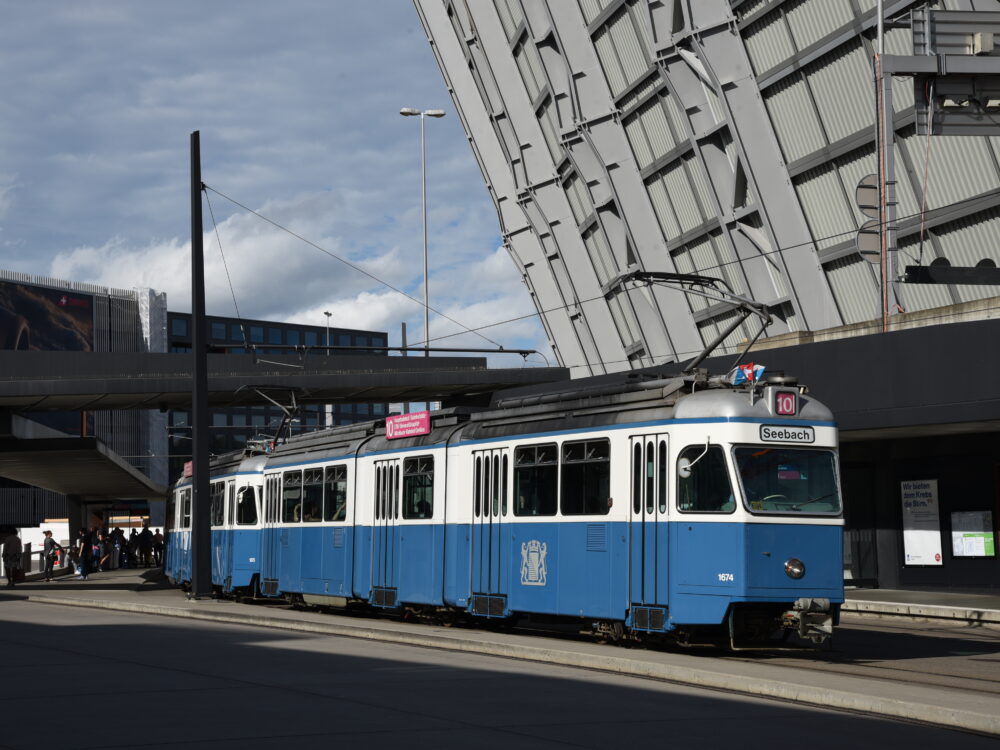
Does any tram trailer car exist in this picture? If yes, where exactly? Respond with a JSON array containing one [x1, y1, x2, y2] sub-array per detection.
[[167, 371, 843, 647]]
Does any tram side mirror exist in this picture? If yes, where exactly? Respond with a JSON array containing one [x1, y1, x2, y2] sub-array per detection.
[[678, 458, 693, 479]]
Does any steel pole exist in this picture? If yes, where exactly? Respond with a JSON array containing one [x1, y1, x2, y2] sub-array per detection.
[[421, 113, 429, 360], [189, 131, 212, 598]]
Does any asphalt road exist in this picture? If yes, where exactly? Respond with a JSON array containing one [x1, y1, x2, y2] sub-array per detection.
[[0, 599, 997, 749]]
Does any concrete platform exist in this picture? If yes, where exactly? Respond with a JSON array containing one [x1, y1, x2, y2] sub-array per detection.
[[4, 569, 998, 737], [843, 588, 1000, 626]]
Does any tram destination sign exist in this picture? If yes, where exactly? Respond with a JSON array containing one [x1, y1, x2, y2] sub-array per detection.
[[385, 410, 431, 440], [759, 425, 814, 443]]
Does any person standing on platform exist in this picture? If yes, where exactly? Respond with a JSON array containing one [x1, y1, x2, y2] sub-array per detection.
[[152, 529, 164, 567], [41, 530, 63, 582], [138, 524, 153, 567], [2, 529, 22, 588], [75, 528, 91, 580]]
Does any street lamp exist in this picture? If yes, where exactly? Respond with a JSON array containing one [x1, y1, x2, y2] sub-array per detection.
[[323, 311, 331, 356], [400, 107, 445, 359]]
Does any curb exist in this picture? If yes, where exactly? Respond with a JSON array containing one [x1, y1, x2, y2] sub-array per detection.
[[27, 594, 1000, 737], [842, 600, 1000, 627]]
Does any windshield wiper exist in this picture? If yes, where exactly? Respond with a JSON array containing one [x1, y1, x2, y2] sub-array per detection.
[[790, 492, 838, 511]]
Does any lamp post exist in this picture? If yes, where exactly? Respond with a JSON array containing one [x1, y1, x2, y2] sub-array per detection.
[[324, 311, 331, 356], [399, 107, 445, 360]]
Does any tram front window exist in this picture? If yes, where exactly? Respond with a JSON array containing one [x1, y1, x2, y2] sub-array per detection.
[[734, 447, 840, 514]]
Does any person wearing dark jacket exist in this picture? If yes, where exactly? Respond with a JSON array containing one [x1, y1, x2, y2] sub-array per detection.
[[2, 529, 22, 587], [41, 530, 63, 582]]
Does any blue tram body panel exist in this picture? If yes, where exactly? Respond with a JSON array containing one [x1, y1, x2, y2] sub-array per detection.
[[229, 529, 261, 589]]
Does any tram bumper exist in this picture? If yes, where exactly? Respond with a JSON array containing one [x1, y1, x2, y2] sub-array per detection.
[[783, 597, 835, 643]]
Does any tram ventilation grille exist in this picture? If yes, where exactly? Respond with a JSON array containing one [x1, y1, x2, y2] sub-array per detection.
[[471, 593, 507, 617], [632, 606, 667, 631], [333, 528, 344, 548], [371, 586, 398, 608], [586, 524, 608, 551]]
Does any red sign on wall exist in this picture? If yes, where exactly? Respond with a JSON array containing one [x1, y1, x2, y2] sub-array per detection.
[[385, 411, 431, 440]]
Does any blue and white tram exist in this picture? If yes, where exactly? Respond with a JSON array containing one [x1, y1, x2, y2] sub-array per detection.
[[166, 451, 266, 594], [166, 371, 843, 646]]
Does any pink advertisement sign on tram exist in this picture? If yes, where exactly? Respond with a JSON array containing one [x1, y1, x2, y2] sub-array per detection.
[[385, 411, 431, 440]]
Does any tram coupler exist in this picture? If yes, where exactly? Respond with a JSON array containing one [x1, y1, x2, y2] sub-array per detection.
[[783, 598, 835, 644]]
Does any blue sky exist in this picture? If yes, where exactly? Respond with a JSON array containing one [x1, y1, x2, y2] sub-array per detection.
[[0, 2, 550, 365]]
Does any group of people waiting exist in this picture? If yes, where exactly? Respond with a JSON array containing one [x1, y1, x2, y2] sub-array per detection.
[[70, 525, 164, 579]]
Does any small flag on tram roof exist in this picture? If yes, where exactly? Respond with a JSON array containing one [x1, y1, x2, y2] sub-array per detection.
[[729, 363, 765, 385]]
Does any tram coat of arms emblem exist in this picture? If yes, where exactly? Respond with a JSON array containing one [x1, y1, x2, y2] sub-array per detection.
[[520, 540, 547, 586]]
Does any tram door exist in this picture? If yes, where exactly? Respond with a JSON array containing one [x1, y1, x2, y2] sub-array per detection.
[[221, 480, 236, 589], [471, 449, 509, 613], [371, 459, 400, 605], [260, 474, 282, 596], [629, 435, 670, 609]]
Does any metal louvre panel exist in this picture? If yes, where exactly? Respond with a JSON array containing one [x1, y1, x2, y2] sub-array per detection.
[[607, 4, 650, 94], [577, 0, 607, 26], [494, 0, 523, 41], [538, 97, 562, 163], [794, 163, 854, 251], [823, 255, 879, 324], [608, 294, 641, 350], [514, 40, 544, 102], [642, 96, 680, 159], [855, 0, 878, 13], [583, 225, 619, 284], [742, 9, 796, 76], [671, 241, 710, 311], [594, 27, 627, 96], [665, 160, 706, 232], [646, 177, 681, 241], [764, 76, 826, 163], [618, 74, 660, 114], [685, 153, 715, 223], [806, 41, 874, 144], [783, 0, 854, 53], [564, 173, 590, 225], [624, 110, 654, 168], [903, 133, 1000, 213], [932, 208, 1000, 304], [736, 0, 769, 22]]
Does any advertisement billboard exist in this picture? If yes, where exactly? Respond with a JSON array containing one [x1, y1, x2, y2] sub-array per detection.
[[0, 280, 95, 435], [0, 280, 94, 352]]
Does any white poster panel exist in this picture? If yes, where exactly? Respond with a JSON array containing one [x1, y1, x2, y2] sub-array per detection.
[[901, 479, 943, 566], [951, 511, 996, 558]]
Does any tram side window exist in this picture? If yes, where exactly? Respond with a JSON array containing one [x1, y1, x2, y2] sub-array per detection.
[[236, 487, 258, 525], [514, 444, 558, 516], [210, 482, 225, 526], [403, 456, 434, 519], [560, 439, 611, 515], [324, 465, 348, 522], [677, 445, 735, 513], [302, 469, 323, 522], [181, 489, 192, 529], [282, 470, 303, 522]]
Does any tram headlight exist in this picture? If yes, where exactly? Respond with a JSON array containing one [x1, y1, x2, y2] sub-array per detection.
[[784, 558, 806, 579]]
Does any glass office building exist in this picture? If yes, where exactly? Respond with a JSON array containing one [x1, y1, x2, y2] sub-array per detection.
[[166, 312, 389, 481]]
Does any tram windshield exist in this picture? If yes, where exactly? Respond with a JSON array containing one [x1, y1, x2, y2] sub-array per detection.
[[733, 447, 841, 514]]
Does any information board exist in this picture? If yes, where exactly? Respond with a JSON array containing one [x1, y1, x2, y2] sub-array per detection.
[[901, 479, 943, 566], [950, 511, 996, 558]]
